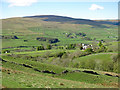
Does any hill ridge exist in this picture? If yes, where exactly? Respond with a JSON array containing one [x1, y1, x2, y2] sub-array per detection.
[[23, 15, 118, 27]]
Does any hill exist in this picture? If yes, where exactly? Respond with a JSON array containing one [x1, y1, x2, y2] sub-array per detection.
[[1, 15, 119, 88], [24, 15, 118, 27], [2, 15, 118, 48]]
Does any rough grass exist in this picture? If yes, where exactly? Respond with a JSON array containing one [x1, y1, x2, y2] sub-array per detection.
[[1, 17, 118, 88], [2, 61, 118, 88], [3, 71, 113, 88], [2, 17, 118, 48]]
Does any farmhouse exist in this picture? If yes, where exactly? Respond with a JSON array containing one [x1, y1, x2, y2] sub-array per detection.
[[82, 43, 93, 50]]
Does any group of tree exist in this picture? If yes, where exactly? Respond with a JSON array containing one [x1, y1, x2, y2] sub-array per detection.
[[56, 41, 107, 53], [96, 41, 107, 52], [75, 32, 86, 37], [37, 44, 52, 51], [36, 37, 59, 43], [66, 44, 76, 49]]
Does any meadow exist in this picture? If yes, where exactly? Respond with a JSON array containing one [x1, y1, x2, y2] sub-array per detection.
[[1, 15, 119, 88]]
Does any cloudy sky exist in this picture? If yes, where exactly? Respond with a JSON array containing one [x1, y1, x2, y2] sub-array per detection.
[[1, 0, 119, 20]]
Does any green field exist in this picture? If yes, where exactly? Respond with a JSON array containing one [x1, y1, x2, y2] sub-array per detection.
[[1, 15, 119, 88]]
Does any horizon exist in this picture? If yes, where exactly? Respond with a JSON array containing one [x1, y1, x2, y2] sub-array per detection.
[[1, 1, 118, 20], [1, 14, 118, 20]]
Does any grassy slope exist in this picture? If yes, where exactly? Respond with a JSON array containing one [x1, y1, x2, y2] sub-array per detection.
[[1, 17, 118, 88], [3, 71, 111, 88], [2, 51, 118, 88], [2, 58, 118, 88], [2, 17, 118, 48]]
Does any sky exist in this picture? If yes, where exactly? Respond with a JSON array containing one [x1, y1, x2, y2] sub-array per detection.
[[1, 0, 119, 20]]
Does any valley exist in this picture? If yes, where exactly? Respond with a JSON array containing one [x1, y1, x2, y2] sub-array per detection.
[[1, 15, 119, 88]]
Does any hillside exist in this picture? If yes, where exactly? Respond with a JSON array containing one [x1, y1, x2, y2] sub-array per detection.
[[24, 15, 118, 27], [2, 15, 118, 48], [1, 15, 119, 88]]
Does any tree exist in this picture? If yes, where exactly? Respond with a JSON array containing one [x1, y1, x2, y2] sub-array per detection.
[[96, 45, 107, 53], [100, 45, 107, 52], [37, 45, 44, 51], [79, 46, 83, 50], [46, 44, 52, 50], [98, 41, 103, 47], [66, 44, 76, 49], [84, 48, 94, 53], [2, 50, 10, 53]]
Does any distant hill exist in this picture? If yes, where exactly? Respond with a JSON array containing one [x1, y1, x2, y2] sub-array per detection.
[[2, 15, 118, 48], [24, 15, 118, 27]]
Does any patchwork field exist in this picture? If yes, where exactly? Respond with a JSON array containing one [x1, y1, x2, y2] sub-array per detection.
[[1, 15, 119, 88]]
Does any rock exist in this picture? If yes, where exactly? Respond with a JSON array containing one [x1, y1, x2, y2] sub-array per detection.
[[105, 73, 113, 77], [22, 64, 32, 68], [42, 70, 56, 74], [62, 70, 69, 74], [83, 70, 99, 75]]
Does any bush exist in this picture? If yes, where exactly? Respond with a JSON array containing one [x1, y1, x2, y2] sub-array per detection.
[[58, 46, 64, 49], [69, 50, 84, 59], [36, 37, 59, 43], [113, 62, 118, 73], [84, 48, 94, 53], [107, 49, 113, 52], [66, 44, 76, 49], [37, 45, 44, 51], [85, 60, 96, 70], [79, 46, 83, 50], [98, 41, 103, 47], [111, 54, 118, 63], [54, 51, 66, 58], [96, 45, 107, 53], [73, 62, 79, 68], [2, 50, 10, 53], [108, 44, 118, 52], [62, 53, 69, 58], [46, 44, 52, 50]]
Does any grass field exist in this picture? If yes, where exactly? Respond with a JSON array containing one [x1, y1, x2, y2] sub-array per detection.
[[2, 56, 118, 88], [2, 17, 118, 48], [1, 16, 119, 88]]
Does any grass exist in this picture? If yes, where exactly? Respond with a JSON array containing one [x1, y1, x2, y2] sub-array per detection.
[[3, 71, 113, 88], [2, 56, 66, 74], [2, 51, 118, 88], [2, 59, 118, 88], [1, 17, 119, 88], [2, 17, 118, 48], [76, 53, 114, 62]]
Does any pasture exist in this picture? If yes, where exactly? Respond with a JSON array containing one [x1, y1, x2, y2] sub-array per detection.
[[1, 16, 119, 88]]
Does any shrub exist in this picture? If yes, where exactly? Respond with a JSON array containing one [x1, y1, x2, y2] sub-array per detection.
[[58, 46, 64, 49], [85, 60, 96, 70], [108, 44, 118, 52], [111, 54, 118, 63], [79, 46, 83, 50], [107, 62, 114, 72], [66, 44, 76, 49], [84, 48, 94, 53], [62, 53, 69, 58], [46, 44, 52, 50], [36, 37, 59, 43], [73, 62, 79, 68], [69, 50, 83, 59], [54, 51, 66, 58], [113, 62, 118, 73], [2, 50, 10, 53], [79, 61, 86, 69], [96, 45, 107, 53], [98, 41, 103, 47], [107, 49, 113, 52], [37, 45, 44, 51]]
